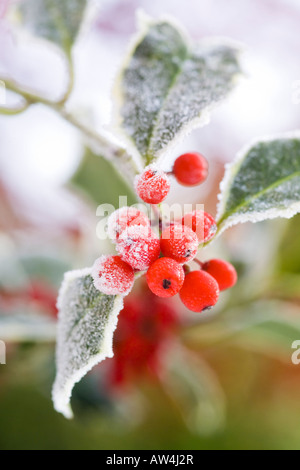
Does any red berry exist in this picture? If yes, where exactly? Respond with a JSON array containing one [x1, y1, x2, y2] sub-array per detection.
[[202, 259, 237, 291], [160, 224, 198, 264], [135, 165, 170, 204], [173, 152, 208, 186], [109, 292, 179, 387], [146, 258, 185, 298], [92, 255, 134, 295], [182, 210, 217, 244], [180, 270, 219, 312], [107, 207, 150, 242], [117, 225, 160, 270]]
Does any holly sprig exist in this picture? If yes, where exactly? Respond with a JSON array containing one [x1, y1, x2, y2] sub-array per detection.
[[2, 2, 300, 420]]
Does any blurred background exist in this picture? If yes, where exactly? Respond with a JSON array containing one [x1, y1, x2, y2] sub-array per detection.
[[1, 0, 300, 450]]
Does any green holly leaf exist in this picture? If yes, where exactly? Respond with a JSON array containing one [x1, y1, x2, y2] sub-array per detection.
[[18, 0, 89, 53], [113, 14, 242, 168], [52, 268, 124, 419], [217, 133, 300, 235], [72, 149, 138, 207]]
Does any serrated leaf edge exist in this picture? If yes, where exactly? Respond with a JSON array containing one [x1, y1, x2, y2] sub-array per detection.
[[52, 267, 124, 419], [110, 11, 192, 171], [15, 0, 94, 53], [216, 130, 300, 236], [155, 37, 244, 167], [111, 12, 243, 170]]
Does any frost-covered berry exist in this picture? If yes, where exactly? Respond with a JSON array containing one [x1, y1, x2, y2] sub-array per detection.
[[202, 259, 237, 291], [92, 255, 135, 295], [180, 270, 219, 312], [182, 210, 217, 244], [117, 225, 160, 271], [135, 165, 171, 204], [107, 207, 150, 242], [146, 257, 185, 298], [173, 152, 208, 186], [160, 224, 198, 264]]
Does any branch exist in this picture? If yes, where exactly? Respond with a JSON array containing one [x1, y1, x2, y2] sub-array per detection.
[[56, 52, 75, 106], [0, 102, 30, 115], [57, 108, 139, 181], [3, 77, 57, 107], [0, 77, 139, 182]]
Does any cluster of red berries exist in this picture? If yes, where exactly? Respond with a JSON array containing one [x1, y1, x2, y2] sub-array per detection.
[[92, 152, 237, 312]]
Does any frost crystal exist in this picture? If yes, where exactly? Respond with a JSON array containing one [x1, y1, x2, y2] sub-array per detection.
[[161, 224, 198, 263], [135, 164, 171, 204], [19, 0, 88, 50], [52, 268, 124, 418], [117, 225, 160, 270], [217, 132, 300, 235], [107, 206, 150, 243], [91, 255, 134, 296], [113, 16, 242, 167]]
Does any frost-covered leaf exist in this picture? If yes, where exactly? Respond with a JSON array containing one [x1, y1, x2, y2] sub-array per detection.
[[217, 133, 300, 234], [18, 0, 88, 53], [113, 15, 242, 168], [52, 268, 124, 419]]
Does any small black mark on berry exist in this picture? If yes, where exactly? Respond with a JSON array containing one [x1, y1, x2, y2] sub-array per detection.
[[185, 250, 192, 258], [163, 279, 172, 290], [202, 306, 213, 312]]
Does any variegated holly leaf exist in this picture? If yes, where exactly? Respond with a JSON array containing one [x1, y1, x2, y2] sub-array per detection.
[[18, 0, 88, 53], [217, 133, 300, 235], [52, 268, 124, 419], [113, 14, 242, 168]]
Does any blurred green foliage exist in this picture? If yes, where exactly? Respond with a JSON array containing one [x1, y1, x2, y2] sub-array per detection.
[[72, 150, 137, 208], [1, 341, 300, 450], [277, 214, 300, 274]]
